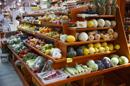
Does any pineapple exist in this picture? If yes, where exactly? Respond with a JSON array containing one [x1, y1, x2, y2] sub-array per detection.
[[111, 0, 117, 15], [96, 0, 106, 15], [106, 0, 112, 15]]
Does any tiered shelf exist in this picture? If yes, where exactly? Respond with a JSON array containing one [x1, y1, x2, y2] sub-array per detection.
[[69, 27, 115, 32], [77, 15, 115, 19]]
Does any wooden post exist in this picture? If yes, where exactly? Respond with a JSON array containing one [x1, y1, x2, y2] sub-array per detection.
[[117, 0, 126, 22]]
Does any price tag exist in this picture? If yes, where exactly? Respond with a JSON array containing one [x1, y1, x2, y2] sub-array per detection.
[[67, 58, 73, 63]]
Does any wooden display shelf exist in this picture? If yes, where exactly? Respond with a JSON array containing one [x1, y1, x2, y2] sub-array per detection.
[[24, 42, 66, 63], [72, 50, 117, 62], [7, 45, 45, 86], [18, 28, 57, 41], [125, 30, 130, 33], [125, 21, 130, 25], [42, 21, 63, 28], [23, 13, 45, 17], [10, 59, 30, 86], [64, 39, 115, 46], [46, 63, 130, 86], [69, 26, 115, 32], [77, 15, 115, 19], [7, 44, 130, 86]]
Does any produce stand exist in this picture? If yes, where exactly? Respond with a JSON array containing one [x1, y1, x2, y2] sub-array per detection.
[[6, 1, 130, 86]]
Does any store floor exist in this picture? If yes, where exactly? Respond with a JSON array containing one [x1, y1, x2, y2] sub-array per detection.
[[0, 61, 23, 86]]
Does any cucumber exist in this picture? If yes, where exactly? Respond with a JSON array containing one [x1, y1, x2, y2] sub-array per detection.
[[65, 67, 75, 75]]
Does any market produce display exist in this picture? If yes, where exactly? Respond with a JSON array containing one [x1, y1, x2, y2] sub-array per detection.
[[26, 37, 63, 59], [67, 42, 120, 58], [63, 55, 129, 77], [6, 0, 130, 86]]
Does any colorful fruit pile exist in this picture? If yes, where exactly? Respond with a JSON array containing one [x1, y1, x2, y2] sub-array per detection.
[[22, 17, 42, 24], [60, 29, 118, 43], [67, 42, 120, 58], [18, 23, 36, 31], [42, 13, 69, 24], [64, 55, 129, 76], [26, 37, 62, 59], [78, 29, 118, 41], [37, 27, 60, 39]]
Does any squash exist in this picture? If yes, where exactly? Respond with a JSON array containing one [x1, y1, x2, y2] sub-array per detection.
[[98, 19, 105, 27], [78, 32, 89, 41]]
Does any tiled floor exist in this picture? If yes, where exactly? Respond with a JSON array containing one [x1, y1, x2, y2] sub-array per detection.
[[0, 61, 23, 86]]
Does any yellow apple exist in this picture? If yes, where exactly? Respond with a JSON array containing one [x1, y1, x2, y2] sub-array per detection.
[[88, 43, 94, 48], [83, 48, 89, 55], [102, 42, 108, 47]]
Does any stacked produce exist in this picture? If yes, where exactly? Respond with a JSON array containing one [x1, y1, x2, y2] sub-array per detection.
[[67, 42, 120, 58], [42, 12, 69, 24], [64, 55, 129, 77], [7, 36, 27, 54], [60, 28, 118, 43], [77, 0, 117, 17], [26, 37, 63, 59], [37, 27, 60, 39], [23, 53, 46, 72], [76, 19, 116, 28], [18, 23, 36, 31], [7, 36, 47, 72], [22, 16, 42, 24]]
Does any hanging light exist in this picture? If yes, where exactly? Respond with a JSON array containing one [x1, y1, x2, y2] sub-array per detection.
[[0, 2, 2, 6]]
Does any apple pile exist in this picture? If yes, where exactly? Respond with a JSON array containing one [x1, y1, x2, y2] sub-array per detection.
[[67, 42, 120, 58]]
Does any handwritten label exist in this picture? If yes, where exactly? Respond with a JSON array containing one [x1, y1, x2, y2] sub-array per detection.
[[67, 58, 73, 63]]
